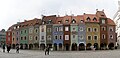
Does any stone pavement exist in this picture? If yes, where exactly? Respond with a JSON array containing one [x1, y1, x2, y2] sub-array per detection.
[[0, 48, 120, 58]]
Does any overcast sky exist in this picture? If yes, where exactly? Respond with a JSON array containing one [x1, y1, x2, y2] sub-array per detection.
[[0, 0, 118, 30]]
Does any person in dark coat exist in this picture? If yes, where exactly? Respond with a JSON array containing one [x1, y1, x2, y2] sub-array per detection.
[[7, 44, 11, 53], [45, 46, 48, 55], [47, 46, 50, 55], [2, 44, 5, 52], [16, 45, 19, 53]]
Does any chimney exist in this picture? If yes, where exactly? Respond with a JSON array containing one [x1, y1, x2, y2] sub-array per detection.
[[96, 9, 98, 11], [83, 13, 86, 15], [24, 20, 27, 22], [102, 9, 104, 12]]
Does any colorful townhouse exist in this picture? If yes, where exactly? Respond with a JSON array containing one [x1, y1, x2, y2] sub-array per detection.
[[42, 15, 56, 49], [77, 15, 86, 50], [53, 17, 64, 51], [6, 10, 117, 50], [84, 13, 100, 50], [96, 10, 108, 50], [0, 29, 6, 47], [62, 15, 72, 51], [107, 18, 116, 49], [70, 16, 78, 51], [39, 20, 46, 50]]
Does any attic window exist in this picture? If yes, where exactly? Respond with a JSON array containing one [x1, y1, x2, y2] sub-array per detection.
[[48, 20, 52, 24], [72, 19, 76, 23], [93, 17, 97, 21], [65, 20, 69, 23], [101, 15, 104, 16], [86, 17, 90, 21], [58, 21, 61, 24], [80, 20, 84, 23]]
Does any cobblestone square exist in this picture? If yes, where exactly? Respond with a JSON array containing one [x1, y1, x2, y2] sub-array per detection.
[[0, 48, 120, 58]]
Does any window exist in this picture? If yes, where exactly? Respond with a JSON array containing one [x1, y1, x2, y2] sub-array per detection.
[[109, 27, 113, 32], [29, 28, 32, 33], [93, 17, 97, 21], [80, 20, 84, 23], [41, 36, 44, 40], [93, 28, 97, 32], [73, 27, 75, 31], [65, 35, 69, 40], [29, 36, 32, 40], [47, 28, 51, 32], [73, 35, 75, 38], [35, 36, 37, 40], [55, 27, 58, 31], [60, 35, 62, 39], [17, 38, 18, 41], [88, 36, 91, 40], [79, 27, 83, 31], [24, 36, 26, 40], [17, 32, 18, 35], [65, 27, 69, 31], [79, 35, 83, 40], [24, 30, 26, 33], [102, 34, 105, 39], [47, 35, 51, 40], [21, 37, 23, 40], [59, 27, 63, 31], [110, 35, 113, 39], [87, 27, 92, 32], [102, 19, 105, 24], [55, 36, 57, 39], [35, 29, 38, 33], [102, 27, 106, 31], [94, 35, 98, 40], [72, 19, 76, 23], [21, 31, 23, 34], [65, 20, 69, 23], [18, 26, 19, 28], [58, 21, 61, 24], [86, 17, 90, 21], [12, 32, 14, 35], [13, 38, 14, 41], [41, 28, 44, 32]]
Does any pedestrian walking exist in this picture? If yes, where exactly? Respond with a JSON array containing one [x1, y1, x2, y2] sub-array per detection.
[[7, 44, 11, 53], [45, 46, 48, 55], [16, 45, 19, 53], [47, 46, 50, 55], [2, 44, 5, 52]]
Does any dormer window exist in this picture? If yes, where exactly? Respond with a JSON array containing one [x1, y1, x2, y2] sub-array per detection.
[[86, 17, 90, 21], [65, 20, 69, 23], [80, 20, 84, 23], [48, 20, 52, 24], [72, 19, 76, 23], [58, 21, 61, 24], [93, 17, 97, 21]]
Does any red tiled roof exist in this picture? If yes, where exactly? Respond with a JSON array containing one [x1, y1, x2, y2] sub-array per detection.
[[42, 15, 56, 24], [62, 15, 72, 24], [55, 17, 63, 24], [83, 14, 99, 23], [107, 18, 116, 25]]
